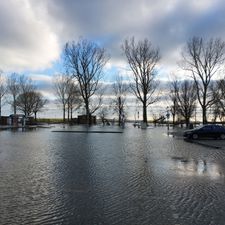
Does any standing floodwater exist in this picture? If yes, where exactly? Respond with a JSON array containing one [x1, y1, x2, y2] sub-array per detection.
[[1, 125, 225, 225]]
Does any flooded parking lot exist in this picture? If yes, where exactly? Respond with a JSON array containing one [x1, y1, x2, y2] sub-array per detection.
[[1, 125, 225, 225]]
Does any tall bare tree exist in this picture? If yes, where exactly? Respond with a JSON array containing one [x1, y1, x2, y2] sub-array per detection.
[[0, 70, 6, 118], [211, 79, 225, 122], [32, 92, 48, 121], [98, 106, 110, 125], [181, 37, 225, 124], [66, 79, 82, 121], [7, 73, 21, 115], [211, 101, 224, 122], [169, 80, 179, 126], [112, 75, 128, 126], [64, 38, 108, 124], [122, 37, 160, 124], [54, 74, 70, 122], [175, 80, 197, 128]]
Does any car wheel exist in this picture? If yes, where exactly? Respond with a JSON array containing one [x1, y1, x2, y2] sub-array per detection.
[[192, 133, 198, 139], [220, 134, 225, 140]]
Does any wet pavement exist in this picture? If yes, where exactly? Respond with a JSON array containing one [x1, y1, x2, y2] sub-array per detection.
[[1, 125, 225, 225]]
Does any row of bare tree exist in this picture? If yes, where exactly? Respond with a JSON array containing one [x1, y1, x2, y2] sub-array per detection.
[[54, 72, 128, 125], [2, 36, 223, 125], [54, 39, 128, 125], [0, 72, 47, 120], [169, 37, 225, 127], [53, 36, 225, 126], [169, 78, 225, 127], [53, 75, 82, 123], [53, 37, 159, 125]]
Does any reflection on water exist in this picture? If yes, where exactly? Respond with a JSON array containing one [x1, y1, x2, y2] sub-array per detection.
[[1, 126, 225, 225], [171, 156, 224, 178]]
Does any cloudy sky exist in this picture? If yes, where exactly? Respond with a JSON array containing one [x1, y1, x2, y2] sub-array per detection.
[[1, 0, 225, 118]]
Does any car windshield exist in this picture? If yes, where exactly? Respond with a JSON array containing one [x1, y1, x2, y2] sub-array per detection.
[[193, 125, 205, 130]]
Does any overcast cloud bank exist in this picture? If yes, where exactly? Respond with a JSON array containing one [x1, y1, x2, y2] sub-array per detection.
[[1, 0, 225, 118]]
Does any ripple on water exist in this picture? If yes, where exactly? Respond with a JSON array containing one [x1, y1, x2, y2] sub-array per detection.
[[1, 126, 225, 225]]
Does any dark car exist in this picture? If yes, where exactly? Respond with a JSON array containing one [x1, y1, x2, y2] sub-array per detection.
[[183, 124, 225, 139]]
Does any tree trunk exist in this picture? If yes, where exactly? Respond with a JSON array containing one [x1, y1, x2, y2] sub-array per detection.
[[118, 113, 121, 127], [202, 107, 207, 124], [67, 103, 70, 123], [143, 102, 147, 124], [63, 104, 66, 123], [70, 105, 73, 121], [118, 97, 122, 126], [34, 112, 37, 122], [85, 101, 91, 125], [119, 108, 122, 127], [13, 96, 16, 115], [0, 97, 1, 118], [88, 113, 91, 125], [172, 113, 175, 127], [185, 118, 189, 128]]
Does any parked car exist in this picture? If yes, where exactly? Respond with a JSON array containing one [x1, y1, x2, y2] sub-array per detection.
[[183, 124, 225, 139]]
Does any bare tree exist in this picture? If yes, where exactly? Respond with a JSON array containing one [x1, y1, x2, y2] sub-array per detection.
[[19, 75, 34, 94], [98, 106, 109, 125], [112, 75, 128, 126], [32, 92, 48, 121], [66, 79, 82, 121], [15, 76, 36, 116], [0, 70, 6, 118], [64, 38, 108, 124], [169, 80, 179, 126], [175, 80, 197, 128], [211, 79, 225, 122], [122, 37, 160, 124], [7, 73, 21, 115], [54, 74, 70, 122], [211, 101, 224, 122], [16, 90, 47, 120], [181, 37, 225, 124], [16, 91, 35, 116]]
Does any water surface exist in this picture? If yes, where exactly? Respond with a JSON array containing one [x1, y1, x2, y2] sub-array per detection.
[[1, 125, 225, 225]]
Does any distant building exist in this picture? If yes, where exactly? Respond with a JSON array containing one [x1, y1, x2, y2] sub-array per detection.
[[0, 116, 8, 125], [9, 114, 25, 126], [0, 114, 34, 126]]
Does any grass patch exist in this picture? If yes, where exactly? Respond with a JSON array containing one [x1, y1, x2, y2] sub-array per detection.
[[36, 118, 64, 124]]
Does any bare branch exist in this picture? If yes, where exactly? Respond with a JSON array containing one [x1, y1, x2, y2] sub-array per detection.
[[180, 37, 225, 123], [122, 37, 160, 123], [64, 38, 108, 124]]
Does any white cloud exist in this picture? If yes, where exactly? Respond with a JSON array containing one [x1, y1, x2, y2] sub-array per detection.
[[1, 0, 225, 74], [27, 73, 55, 100], [0, 0, 60, 71], [1, 0, 225, 119], [29, 74, 52, 82]]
